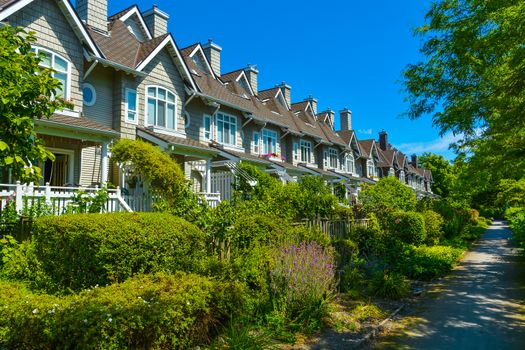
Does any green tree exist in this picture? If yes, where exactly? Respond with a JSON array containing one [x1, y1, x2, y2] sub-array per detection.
[[404, 0, 525, 210], [0, 25, 71, 182], [360, 177, 417, 216], [419, 153, 453, 197]]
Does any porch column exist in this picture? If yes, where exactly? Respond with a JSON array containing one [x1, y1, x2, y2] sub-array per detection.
[[101, 142, 109, 186], [205, 158, 212, 193]]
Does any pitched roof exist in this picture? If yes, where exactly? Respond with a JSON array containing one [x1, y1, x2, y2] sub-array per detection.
[[138, 127, 216, 154], [358, 139, 375, 158], [258, 87, 280, 101], [0, 0, 16, 8], [220, 69, 243, 83], [38, 114, 118, 136]]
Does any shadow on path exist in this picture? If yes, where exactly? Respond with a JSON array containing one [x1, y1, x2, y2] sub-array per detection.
[[373, 220, 525, 350]]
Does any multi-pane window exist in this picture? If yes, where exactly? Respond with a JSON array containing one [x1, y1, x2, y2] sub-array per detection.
[[328, 148, 338, 169], [346, 154, 355, 173], [300, 140, 312, 163], [146, 86, 176, 129], [293, 143, 299, 161], [262, 129, 277, 154], [216, 113, 237, 146], [253, 131, 260, 154], [367, 159, 376, 177], [203, 115, 211, 141], [399, 170, 405, 183], [33, 47, 70, 99], [125, 89, 138, 123]]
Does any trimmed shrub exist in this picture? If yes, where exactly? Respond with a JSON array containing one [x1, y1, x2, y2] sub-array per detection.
[[422, 210, 444, 245], [397, 245, 463, 280], [32, 212, 208, 293], [507, 207, 525, 250], [387, 211, 427, 245], [359, 177, 417, 216], [0, 273, 245, 349]]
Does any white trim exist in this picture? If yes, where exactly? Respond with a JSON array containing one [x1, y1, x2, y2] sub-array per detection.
[[188, 44, 215, 77], [54, 109, 80, 118], [184, 110, 191, 128], [202, 114, 212, 142], [125, 88, 139, 125], [82, 83, 96, 107], [275, 89, 290, 110], [33, 46, 72, 101], [136, 35, 198, 91], [215, 112, 238, 147], [44, 147, 75, 185], [252, 131, 260, 154], [235, 71, 255, 96], [146, 126, 186, 139], [144, 85, 178, 131], [118, 6, 153, 40]]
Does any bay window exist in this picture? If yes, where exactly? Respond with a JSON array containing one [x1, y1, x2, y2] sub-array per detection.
[[300, 140, 312, 164], [262, 129, 277, 154], [146, 86, 176, 130], [328, 148, 338, 169], [216, 113, 237, 146]]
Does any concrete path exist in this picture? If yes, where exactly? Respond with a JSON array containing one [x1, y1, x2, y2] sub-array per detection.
[[373, 220, 525, 350]]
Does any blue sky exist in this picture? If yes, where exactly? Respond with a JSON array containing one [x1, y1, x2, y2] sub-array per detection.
[[104, 0, 457, 160]]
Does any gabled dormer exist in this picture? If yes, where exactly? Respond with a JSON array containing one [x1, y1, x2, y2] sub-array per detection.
[[186, 44, 215, 76], [109, 5, 153, 42], [221, 69, 255, 97]]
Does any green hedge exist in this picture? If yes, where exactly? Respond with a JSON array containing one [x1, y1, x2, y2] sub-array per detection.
[[387, 211, 427, 245], [32, 212, 208, 292], [397, 245, 463, 280], [0, 272, 245, 349]]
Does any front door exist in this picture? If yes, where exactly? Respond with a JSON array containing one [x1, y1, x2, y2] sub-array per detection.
[[43, 153, 70, 186]]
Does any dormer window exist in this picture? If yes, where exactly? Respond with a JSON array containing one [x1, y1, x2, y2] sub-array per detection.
[[300, 140, 312, 164], [146, 86, 177, 130], [216, 113, 237, 146], [32, 47, 71, 100], [262, 129, 277, 155]]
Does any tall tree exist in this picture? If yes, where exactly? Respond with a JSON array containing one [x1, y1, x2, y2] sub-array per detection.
[[419, 153, 453, 197], [0, 25, 70, 182], [404, 0, 525, 178]]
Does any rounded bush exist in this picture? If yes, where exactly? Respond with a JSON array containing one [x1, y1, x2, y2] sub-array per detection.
[[422, 210, 444, 245], [32, 212, 208, 292], [0, 273, 245, 349], [388, 211, 427, 245]]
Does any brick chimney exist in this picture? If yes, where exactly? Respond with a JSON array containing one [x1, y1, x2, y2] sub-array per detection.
[[244, 64, 258, 94], [304, 96, 318, 114], [143, 5, 169, 38], [339, 108, 352, 131], [203, 39, 222, 76], [379, 130, 388, 151], [77, 0, 108, 33], [411, 154, 418, 169], [278, 82, 292, 107]]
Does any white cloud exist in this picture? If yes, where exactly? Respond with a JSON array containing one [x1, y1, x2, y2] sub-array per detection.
[[357, 128, 373, 135], [396, 133, 461, 155]]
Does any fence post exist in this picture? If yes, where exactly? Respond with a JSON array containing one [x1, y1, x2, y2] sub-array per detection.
[[15, 181, 23, 213], [45, 182, 52, 205]]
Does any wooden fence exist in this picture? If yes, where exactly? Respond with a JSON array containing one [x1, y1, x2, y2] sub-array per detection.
[[300, 217, 371, 239]]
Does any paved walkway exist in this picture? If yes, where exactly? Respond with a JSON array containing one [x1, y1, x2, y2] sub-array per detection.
[[373, 220, 525, 349]]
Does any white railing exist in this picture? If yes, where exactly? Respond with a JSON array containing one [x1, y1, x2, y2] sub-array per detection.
[[0, 182, 132, 216], [200, 192, 221, 208], [211, 171, 235, 201]]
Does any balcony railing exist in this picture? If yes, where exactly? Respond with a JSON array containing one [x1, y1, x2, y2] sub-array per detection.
[[0, 182, 132, 216]]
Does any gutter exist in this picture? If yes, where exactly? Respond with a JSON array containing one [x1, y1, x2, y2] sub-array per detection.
[[35, 119, 119, 138]]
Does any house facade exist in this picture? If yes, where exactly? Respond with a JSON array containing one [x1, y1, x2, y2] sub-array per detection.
[[0, 0, 434, 210]]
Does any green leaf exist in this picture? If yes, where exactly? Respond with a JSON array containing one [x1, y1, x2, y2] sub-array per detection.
[[0, 140, 8, 151]]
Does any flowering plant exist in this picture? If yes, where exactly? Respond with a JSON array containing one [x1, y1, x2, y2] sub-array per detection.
[[261, 153, 286, 161], [269, 241, 335, 332]]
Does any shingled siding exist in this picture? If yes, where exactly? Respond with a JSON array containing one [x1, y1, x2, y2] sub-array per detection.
[[185, 99, 215, 142], [79, 146, 101, 186], [242, 123, 282, 158], [6, 0, 84, 112], [84, 65, 114, 128]]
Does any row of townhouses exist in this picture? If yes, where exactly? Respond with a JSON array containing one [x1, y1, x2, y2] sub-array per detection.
[[0, 0, 433, 211]]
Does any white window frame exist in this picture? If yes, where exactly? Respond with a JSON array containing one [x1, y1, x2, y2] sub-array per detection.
[[300, 140, 312, 164], [125, 88, 138, 125], [328, 148, 338, 169], [203, 114, 212, 141], [293, 142, 299, 162], [252, 131, 260, 154], [346, 154, 355, 174], [33, 46, 72, 101], [83, 83, 96, 107], [144, 85, 178, 130], [400, 170, 405, 183], [216, 112, 237, 146], [262, 129, 278, 155], [367, 159, 375, 177]]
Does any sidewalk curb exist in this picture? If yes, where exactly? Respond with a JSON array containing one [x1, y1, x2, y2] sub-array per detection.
[[353, 303, 406, 349]]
